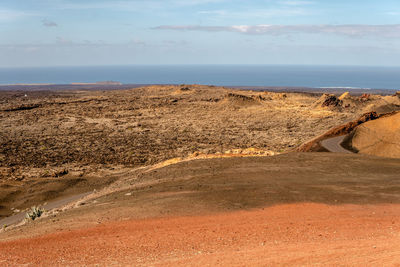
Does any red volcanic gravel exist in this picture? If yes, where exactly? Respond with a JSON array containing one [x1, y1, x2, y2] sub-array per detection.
[[1, 203, 400, 266]]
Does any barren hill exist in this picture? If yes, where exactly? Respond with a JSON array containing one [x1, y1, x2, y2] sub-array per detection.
[[345, 111, 400, 158]]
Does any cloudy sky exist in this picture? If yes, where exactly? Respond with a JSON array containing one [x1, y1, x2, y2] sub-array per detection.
[[1, 0, 400, 67]]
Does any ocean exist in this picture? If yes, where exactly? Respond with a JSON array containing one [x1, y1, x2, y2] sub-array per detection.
[[0, 65, 399, 90]]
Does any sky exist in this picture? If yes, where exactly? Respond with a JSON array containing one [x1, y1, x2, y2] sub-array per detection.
[[1, 0, 400, 67]]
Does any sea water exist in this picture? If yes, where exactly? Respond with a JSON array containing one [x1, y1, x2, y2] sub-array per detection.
[[0, 65, 399, 89]]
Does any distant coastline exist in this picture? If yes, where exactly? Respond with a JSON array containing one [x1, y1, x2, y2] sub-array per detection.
[[0, 65, 399, 90], [0, 83, 397, 96]]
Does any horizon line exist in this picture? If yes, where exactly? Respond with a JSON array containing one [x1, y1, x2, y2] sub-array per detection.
[[2, 63, 400, 69]]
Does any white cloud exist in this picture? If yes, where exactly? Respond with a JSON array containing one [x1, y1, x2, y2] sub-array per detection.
[[56, 36, 74, 45], [196, 7, 308, 19], [172, 0, 227, 6], [51, 1, 157, 11], [0, 8, 36, 21], [280, 0, 314, 6], [0, 37, 149, 49], [198, 10, 227, 16], [55, 37, 112, 47], [49, 0, 227, 10], [42, 19, 58, 27], [386, 11, 400, 16], [153, 24, 400, 38], [25, 46, 40, 52], [130, 39, 147, 46]]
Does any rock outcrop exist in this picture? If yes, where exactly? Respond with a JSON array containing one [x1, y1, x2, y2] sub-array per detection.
[[315, 94, 343, 109]]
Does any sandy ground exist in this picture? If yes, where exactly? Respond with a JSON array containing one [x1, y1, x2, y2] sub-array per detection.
[[1, 203, 400, 266], [1, 152, 400, 265]]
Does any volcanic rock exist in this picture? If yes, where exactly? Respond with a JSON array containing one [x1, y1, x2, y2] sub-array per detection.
[[315, 94, 343, 109]]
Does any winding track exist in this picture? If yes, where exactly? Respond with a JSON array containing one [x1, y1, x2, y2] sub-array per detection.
[[320, 135, 352, 153], [0, 192, 90, 227]]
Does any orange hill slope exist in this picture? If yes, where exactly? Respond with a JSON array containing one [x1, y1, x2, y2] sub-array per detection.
[[347, 112, 400, 158]]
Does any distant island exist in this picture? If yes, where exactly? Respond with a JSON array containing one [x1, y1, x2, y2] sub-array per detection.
[[70, 81, 122, 85]]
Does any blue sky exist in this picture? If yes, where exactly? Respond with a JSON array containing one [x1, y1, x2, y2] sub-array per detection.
[[1, 0, 400, 67]]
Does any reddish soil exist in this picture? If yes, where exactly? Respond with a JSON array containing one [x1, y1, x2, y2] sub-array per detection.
[[1, 203, 400, 266]]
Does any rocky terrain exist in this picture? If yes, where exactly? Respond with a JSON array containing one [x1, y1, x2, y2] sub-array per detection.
[[3, 86, 398, 179], [0, 85, 356, 217], [1, 85, 400, 266], [1, 85, 399, 218], [0, 86, 336, 173]]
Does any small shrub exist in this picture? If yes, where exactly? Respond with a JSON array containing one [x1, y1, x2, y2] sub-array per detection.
[[25, 206, 45, 221], [53, 169, 68, 177]]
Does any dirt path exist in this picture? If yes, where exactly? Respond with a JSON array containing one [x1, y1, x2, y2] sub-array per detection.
[[1, 203, 400, 266], [320, 135, 352, 153], [0, 192, 91, 227]]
